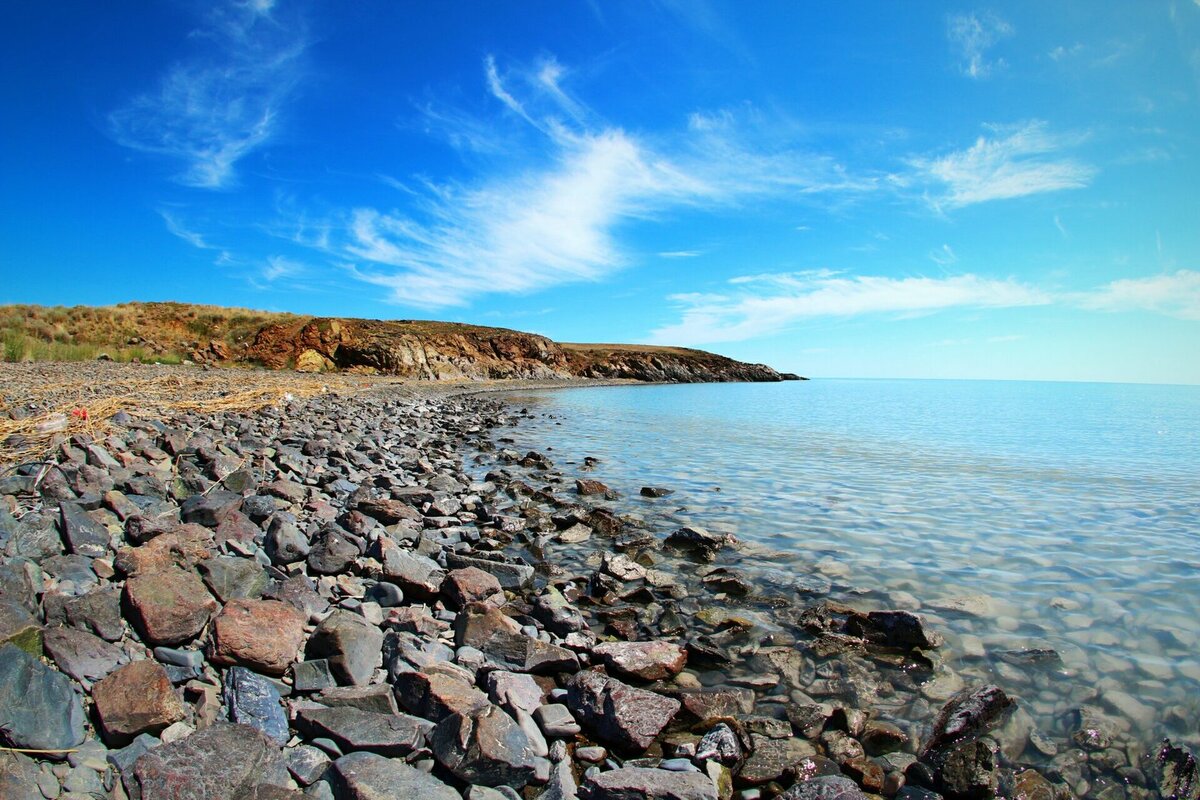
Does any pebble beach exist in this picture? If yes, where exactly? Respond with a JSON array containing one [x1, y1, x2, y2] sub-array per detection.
[[0, 363, 1195, 800]]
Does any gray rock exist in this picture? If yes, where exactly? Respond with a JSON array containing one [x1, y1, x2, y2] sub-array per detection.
[[285, 744, 331, 786], [566, 670, 680, 753], [0, 600, 41, 655], [43, 625, 127, 682], [315, 684, 400, 716], [153, 646, 205, 669], [307, 529, 358, 575], [487, 670, 545, 717], [456, 603, 579, 674], [535, 704, 582, 738], [294, 706, 430, 757], [64, 584, 124, 641], [0, 559, 41, 613], [542, 757, 579, 800], [265, 517, 311, 565], [664, 527, 734, 562], [330, 751, 460, 800], [0, 750, 42, 800], [40, 553, 100, 594], [306, 610, 383, 686], [777, 776, 868, 800], [59, 501, 111, 557], [198, 555, 269, 603], [446, 552, 535, 591], [379, 544, 445, 599], [292, 659, 338, 693], [584, 766, 718, 800], [180, 490, 244, 527], [0, 643, 87, 756], [130, 722, 290, 800], [431, 704, 545, 788], [363, 582, 403, 607], [106, 733, 160, 781], [225, 666, 289, 744]]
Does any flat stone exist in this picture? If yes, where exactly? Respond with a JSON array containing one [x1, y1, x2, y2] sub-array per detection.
[[315, 684, 400, 715], [678, 689, 756, 721], [292, 659, 338, 692], [737, 736, 818, 786], [210, 598, 307, 675], [592, 640, 688, 681], [92, 659, 186, 746], [0, 750, 41, 800], [778, 775, 868, 800], [431, 704, 545, 788], [59, 501, 111, 557], [585, 766, 718, 800], [294, 706, 429, 757], [330, 751, 460, 800], [445, 552, 535, 591], [225, 666, 288, 744], [0, 600, 41, 655], [64, 584, 124, 641], [198, 555, 268, 602], [263, 573, 328, 617], [443, 566, 505, 608], [535, 703, 581, 738], [180, 490, 244, 527], [130, 722, 291, 800], [124, 566, 217, 646], [305, 610, 384, 686], [566, 670, 681, 753], [395, 669, 490, 722], [115, 524, 214, 577], [43, 625, 126, 682], [378, 541, 445, 599], [456, 603, 579, 674], [486, 670, 546, 717], [284, 744, 330, 786], [0, 643, 87, 755], [356, 498, 423, 525]]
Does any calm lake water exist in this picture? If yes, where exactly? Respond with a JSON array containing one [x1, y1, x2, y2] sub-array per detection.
[[495, 379, 1200, 761]]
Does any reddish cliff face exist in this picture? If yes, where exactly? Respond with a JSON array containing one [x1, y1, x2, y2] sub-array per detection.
[[246, 318, 795, 382]]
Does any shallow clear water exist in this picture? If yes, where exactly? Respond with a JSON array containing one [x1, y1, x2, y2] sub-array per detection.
[[496, 379, 1200, 755]]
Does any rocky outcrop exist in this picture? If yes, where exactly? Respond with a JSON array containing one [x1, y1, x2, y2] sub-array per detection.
[[246, 317, 797, 382]]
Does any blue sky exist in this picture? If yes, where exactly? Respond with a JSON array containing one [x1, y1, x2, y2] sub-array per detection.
[[2, 2, 1198, 383]]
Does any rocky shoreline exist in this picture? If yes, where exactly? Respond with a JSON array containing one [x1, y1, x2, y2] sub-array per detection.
[[0, 366, 1195, 800]]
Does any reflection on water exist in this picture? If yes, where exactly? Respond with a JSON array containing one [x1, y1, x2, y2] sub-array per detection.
[[495, 379, 1200, 758]]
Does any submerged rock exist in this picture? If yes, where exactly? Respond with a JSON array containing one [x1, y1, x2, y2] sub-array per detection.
[[921, 685, 1015, 756]]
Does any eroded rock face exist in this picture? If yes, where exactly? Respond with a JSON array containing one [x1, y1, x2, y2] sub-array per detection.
[[566, 670, 681, 753]]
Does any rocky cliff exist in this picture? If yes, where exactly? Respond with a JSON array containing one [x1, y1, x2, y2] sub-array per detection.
[[246, 317, 797, 382]]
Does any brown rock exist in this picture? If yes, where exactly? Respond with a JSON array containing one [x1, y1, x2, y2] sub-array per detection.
[[115, 524, 214, 577], [395, 669, 490, 722], [575, 479, 611, 496], [592, 640, 687, 681], [443, 567, 504, 609], [209, 598, 306, 675], [92, 660, 186, 745], [566, 670, 681, 753], [125, 567, 218, 646]]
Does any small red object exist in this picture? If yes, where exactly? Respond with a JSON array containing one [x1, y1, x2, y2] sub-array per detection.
[[70, 407, 89, 421]]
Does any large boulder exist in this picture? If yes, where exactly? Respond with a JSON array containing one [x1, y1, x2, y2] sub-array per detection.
[[305, 609, 383, 685], [124, 566, 218, 646], [92, 660, 186, 746]]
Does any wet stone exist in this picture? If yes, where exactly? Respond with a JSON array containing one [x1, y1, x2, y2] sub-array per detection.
[[922, 685, 1015, 757], [566, 670, 681, 753], [778, 776, 868, 800], [592, 640, 688, 682], [225, 665, 288, 744], [737, 736, 819, 786]]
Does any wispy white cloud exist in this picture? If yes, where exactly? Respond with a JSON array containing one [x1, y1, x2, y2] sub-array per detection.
[[315, 55, 876, 308], [649, 271, 1051, 345], [659, 250, 703, 258], [1077, 270, 1200, 320], [262, 255, 305, 281], [159, 210, 214, 249], [1054, 215, 1069, 238], [109, 1, 305, 188], [1049, 43, 1084, 61], [947, 12, 1014, 78], [929, 244, 957, 266], [911, 121, 1095, 209]]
